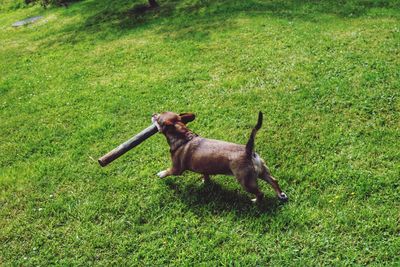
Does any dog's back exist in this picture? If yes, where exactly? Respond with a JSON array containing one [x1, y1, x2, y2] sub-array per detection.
[[177, 137, 248, 175]]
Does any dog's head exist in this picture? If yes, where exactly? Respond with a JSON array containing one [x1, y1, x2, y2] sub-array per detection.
[[152, 112, 195, 134]]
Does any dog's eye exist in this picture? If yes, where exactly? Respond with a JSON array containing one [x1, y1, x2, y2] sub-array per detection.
[[164, 120, 174, 126]]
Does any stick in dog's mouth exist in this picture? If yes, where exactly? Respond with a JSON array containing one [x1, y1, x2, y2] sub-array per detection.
[[98, 123, 158, 167], [151, 116, 162, 132]]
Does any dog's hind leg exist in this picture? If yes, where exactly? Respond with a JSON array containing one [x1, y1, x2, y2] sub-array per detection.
[[259, 165, 288, 201], [236, 170, 264, 203], [202, 174, 211, 184]]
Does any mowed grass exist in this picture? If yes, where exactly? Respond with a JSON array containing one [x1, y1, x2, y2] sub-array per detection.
[[1, 0, 399, 265]]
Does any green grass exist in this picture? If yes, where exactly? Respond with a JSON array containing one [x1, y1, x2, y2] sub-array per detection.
[[1, 0, 399, 265]]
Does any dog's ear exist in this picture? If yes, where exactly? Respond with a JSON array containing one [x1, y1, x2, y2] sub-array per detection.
[[179, 113, 195, 124]]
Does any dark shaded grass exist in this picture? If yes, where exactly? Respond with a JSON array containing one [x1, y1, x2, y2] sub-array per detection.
[[32, 0, 400, 47]]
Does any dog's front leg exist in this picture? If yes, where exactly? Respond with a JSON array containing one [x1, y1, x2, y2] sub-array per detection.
[[157, 167, 181, 178], [157, 169, 170, 178]]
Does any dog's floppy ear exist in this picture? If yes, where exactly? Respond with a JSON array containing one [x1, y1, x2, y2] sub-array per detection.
[[179, 113, 195, 124]]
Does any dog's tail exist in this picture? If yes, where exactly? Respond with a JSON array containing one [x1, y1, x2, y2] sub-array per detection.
[[246, 111, 263, 158]]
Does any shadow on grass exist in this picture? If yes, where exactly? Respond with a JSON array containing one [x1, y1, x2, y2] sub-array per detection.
[[39, 0, 400, 48], [81, 0, 400, 32], [164, 179, 284, 217]]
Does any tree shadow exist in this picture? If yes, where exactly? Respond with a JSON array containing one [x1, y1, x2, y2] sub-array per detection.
[[81, 0, 171, 30], [83, 0, 400, 30], [163, 178, 284, 218], [38, 0, 399, 48]]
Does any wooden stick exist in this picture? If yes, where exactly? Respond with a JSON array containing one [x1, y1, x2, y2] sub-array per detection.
[[98, 124, 158, 167]]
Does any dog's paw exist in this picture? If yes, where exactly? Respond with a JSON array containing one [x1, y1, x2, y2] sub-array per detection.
[[251, 194, 264, 204], [278, 192, 288, 202], [157, 170, 168, 178], [201, 175, 210, 184]]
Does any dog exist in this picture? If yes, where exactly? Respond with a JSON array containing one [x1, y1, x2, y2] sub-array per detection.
[[151, 111, 288, 203]]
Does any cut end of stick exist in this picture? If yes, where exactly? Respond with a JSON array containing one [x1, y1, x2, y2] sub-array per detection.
[[98, 159, 107, 167]]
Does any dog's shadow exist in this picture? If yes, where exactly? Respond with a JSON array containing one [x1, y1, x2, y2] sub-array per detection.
[[164, 178, 284, 217]]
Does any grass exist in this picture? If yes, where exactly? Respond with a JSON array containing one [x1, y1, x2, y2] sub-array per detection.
[[1, 0, 399, 265]]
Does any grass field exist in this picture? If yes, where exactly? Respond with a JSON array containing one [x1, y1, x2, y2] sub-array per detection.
[[1, 0, 399, 265]]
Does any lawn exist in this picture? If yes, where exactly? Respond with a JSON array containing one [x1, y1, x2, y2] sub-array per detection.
[[0, 0, 399, 265]]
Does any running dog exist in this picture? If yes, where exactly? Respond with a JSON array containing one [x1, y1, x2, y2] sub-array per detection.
[[152, 111, 288, 203]]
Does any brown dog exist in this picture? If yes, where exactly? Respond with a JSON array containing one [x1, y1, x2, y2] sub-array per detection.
[[152, 111, 288, 203]]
